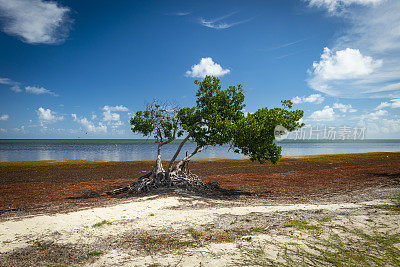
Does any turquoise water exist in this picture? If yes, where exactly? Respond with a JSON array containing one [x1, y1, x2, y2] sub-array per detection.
[[0, 139, 399, 162]]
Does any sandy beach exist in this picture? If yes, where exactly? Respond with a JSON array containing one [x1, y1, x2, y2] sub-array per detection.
[[1, 152, 399, 266]]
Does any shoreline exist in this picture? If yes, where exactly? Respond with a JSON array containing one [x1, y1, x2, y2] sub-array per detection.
[[1, 152, 399, 265], [1, 151, 399, 164], [1, 152, 399, 216]]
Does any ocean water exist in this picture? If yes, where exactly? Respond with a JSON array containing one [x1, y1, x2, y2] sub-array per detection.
[[0, 139, 399, 162]]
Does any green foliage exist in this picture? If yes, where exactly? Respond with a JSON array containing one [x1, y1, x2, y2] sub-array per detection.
[[232, 100, 304, 164], [130, 75, 304, 166], [179, 76, 245, 147]]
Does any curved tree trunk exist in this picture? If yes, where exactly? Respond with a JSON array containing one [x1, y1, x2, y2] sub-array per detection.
[[152, 143, 165, 184], [166, 136, 190, 180], [169, 146, 205, 177], [109, 142, 210, 195]]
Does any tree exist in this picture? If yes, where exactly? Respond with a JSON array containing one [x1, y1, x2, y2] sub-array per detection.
[[112, 76, 304, 194]]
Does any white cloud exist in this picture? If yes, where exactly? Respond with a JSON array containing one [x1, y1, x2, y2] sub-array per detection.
[[0, 77, 57, 95], [72, 114, 107, 133], [103, 105, 129, 112], [13, 125, 25, 132], [308, 48, 383, 96], [309, 106, 336, 121], [166, 11, 191, 16], [308, 47, 383, 97], [103, 110, 120, 122], [0, 77, 21, 92], [91, 114, 97, 120], [292, 94, 325, 104], [186, 57, 230, 78], [25, 86, 57, 96], [375, 98, 400, 109], [333, 103, 357, 112], [367, 109, 388, 120], [0, 0, 71, 44], [199, 12, 250, 29], [0, 128, 6, 133], [312, 48, 382, 80], [37, 107, 63, 123], [306, 1, 400, 99], [307, 0, 385, 13], [102, 106, 121, 122], [0, 114, 9, 120]]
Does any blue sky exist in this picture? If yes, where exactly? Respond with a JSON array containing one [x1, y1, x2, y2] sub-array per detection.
[[0, 0, 399, 139]]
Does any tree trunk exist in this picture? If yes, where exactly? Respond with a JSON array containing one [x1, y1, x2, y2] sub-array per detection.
[[152, 143, 165, 184], [169, 146, 204, 176], [166, 136, 190, 179]]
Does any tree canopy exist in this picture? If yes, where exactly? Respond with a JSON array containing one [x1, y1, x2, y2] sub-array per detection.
[[123, 75, 304, 193]]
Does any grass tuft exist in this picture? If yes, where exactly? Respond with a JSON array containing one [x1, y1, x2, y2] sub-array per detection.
[[92, 220, 112, 228], [87, 251, 104, 256]]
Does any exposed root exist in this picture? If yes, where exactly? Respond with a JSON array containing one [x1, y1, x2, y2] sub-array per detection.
[[108, 170, 220, 196]]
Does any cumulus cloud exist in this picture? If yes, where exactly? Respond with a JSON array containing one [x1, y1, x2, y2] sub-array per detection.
[[311, 48, 382, 80], [72, 114, 107, 133], [186, 57, 230, 78], [292, 94, 325, 104], [308, 47, 382, 96], [25, 86, 57, 96], [0, 0, 72, 44], [102, 106, 122, 122], [375, 98, 400, 109], [307, 0, 385, 13], [309, 106, 336, 121], [0, 77, 21, 92], [0, 114, 9, 121], [333, 103, 357, 112], [306, 1, 400, 98], [0, 128, 6, 133], [37, 107, 63, 123]]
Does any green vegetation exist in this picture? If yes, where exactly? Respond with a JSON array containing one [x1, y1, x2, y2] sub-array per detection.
[[92, 220, 112, 228], [128, 75, 304, 192], [318, 216, 333, 222], [87, 251, 104, 256], [373, 194, 400, 212], [241, 215, 400, 266]]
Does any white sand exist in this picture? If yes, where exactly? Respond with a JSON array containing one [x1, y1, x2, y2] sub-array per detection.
[[0, 195, 386, 255]]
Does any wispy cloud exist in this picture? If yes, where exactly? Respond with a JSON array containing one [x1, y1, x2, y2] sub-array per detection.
[[0, 0, 72, 44], [1, 77, 58, 96], [306, 0, 385, 14], [0, 77, 21, 92], [292, 94, 325, 104], [165, 11, 192, 16], [265, 38, 309, 52], [199, 11, 251, 29], [26, 86, 58, 96]]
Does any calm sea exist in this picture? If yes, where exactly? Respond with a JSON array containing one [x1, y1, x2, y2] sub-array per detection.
[[0, 139, 399, 162]]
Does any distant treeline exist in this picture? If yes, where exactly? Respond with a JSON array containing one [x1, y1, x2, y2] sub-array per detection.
[[0, 139, 399, 144]]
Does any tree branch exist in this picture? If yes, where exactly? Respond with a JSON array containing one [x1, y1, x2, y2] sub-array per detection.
[[171, 145, 205, 174], [166, 135, 190, 175]]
